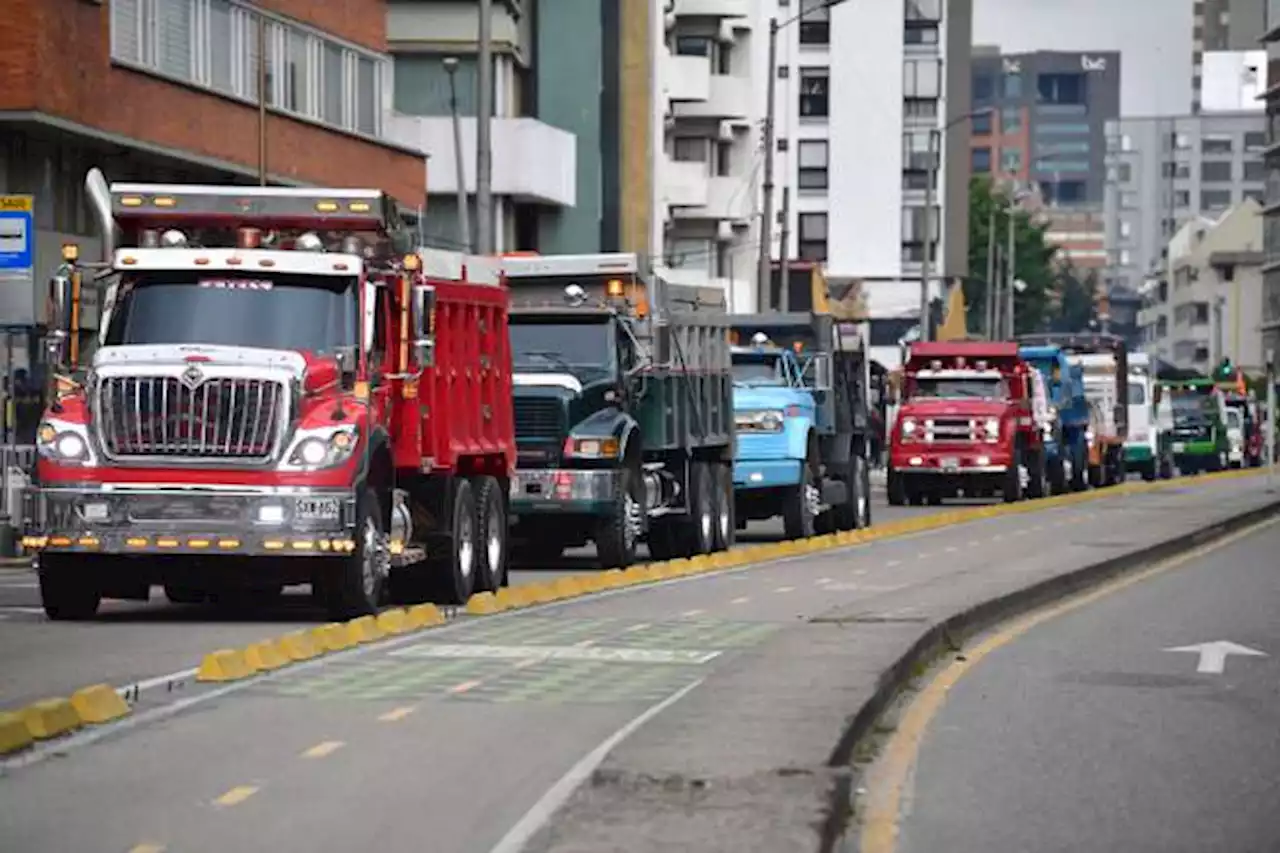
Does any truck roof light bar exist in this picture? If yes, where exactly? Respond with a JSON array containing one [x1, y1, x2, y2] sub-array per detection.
[[500, 252, 641, 278], [109, 183, 394, 232]]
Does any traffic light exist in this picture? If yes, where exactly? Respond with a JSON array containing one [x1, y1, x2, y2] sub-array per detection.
[[1215, 358, 1234, 380]]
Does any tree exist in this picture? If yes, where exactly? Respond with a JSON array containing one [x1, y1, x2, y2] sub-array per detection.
[[1045, 264, 1099, 333], [962, 177, 1059, 337]]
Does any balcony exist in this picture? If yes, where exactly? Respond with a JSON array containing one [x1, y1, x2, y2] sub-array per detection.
[[665, 54, 712, 104], [672, 0, 753, 23], [671, 175, 752, 223], [672, 74, 752, 121], [662, 160, 710, 209], [385, 114, 576, 207]]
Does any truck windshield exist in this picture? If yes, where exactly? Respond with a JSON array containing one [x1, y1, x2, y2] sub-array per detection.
[[1128, 382, 1146, 404], [103, 272, 357, 353], [1226, 409, 1243, 429], [510, 319, 615, 379], [732, 354, 787, 386], [912, 377, 1005, 399], [1171, 394, 1210, 424]]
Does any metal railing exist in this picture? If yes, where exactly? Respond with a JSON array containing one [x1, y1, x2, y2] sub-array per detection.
[[1, 444, 36, 521]]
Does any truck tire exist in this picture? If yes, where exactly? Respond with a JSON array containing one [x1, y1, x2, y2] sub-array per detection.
[[683, 461, 716, 556], [1047, 457, 1066, 495], [1159, 453, 1174, 479], [1140, 460, 1157, 481], [596, 467, 642, 568], [433, 478, 477, 605], [856, 454, 872, 529], [38, 554, 102, 621], [164, 584, 209, 605], [472, 476, 508, 591], [1026, 449, 1046, 499], [1070, 448, 1088, 491], [647, 519, 681, 561], [1087, 464, 1103, 488], [783, 460, 818, 540], [320, 487, 389, 619], [1002, 449, 1023, 503], [712, 463, 735, 552], [831, 458, 858, 531], [886, 469, 905, 507]]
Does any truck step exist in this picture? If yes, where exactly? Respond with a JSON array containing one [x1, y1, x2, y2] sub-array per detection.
[[390, 546, 428, 568]]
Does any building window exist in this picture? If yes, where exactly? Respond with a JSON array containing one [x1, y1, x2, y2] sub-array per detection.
[[1036, 72, 1085, 105], [973, 74, 994, 103], [1201, 160, 1232, 182], [902, 130, 932, 170], [1111, 162, 1132, 182], [901, 206, 939, 243], [1121, 191, 1139, 208], [798, 213, 828, 262], [798, 0, 832, 45], [1037, 122, 1090, 134], [1001, 148, 1022, 172], [1036, 140, 1090, 155], [110, 0, 387, 138], [1245, 130, 1267, 151], [902, 171, 935, 191], [675, 36, 713, 56], [1002, 109, 1022, 134], [672, 137, 709, 163], [1202, 135, 1233, 155], [972, 147, 992, 173], [904, 24, 939, 45], [904, 0, 942, 21], [1173, 189, 1191, 207], [971, 111, 992, 135], [1039, 180, 1086, 205], [799, 68, 829, 117], [1002, 72, 1023, 99], [797, 140, 829, 189], [1161, 161, 1190, 179], [903, 59, 941, 99], [1201, 189, 1232, 210], [1244, 160, 1265, 182], [904, 99, 939, 119]]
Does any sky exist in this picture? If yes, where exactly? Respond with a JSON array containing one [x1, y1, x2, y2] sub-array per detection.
[[973, 0, 1196, 116]]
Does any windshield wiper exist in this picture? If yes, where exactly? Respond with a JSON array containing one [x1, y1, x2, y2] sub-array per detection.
[[520, 350, 573, 371]]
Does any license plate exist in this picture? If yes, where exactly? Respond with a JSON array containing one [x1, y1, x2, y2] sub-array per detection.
[[296, 497, 340, 522], [941, 457, 959, 471], [1172, 442, 1185, 453]]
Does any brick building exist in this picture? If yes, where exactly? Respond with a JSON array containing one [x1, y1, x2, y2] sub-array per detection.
[[0, 0, 425, 352]]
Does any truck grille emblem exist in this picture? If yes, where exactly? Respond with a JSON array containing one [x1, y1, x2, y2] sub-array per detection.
[[180, 365, 205, 390]]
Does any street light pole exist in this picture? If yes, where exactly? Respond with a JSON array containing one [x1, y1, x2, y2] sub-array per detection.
[[443, 57, 472, 253], [984, 206, 996, 339], [1005, 201, 1016, 338], [756, 16, 780, 312], [475, 0, 494, 254], [920, 128, 939, 342]]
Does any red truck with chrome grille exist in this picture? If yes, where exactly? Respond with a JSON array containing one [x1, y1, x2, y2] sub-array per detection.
[[22, 170, 514, 620], [886, 341, 1044, 506]]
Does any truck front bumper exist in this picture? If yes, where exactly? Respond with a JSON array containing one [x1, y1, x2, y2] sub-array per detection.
[[733, 459, 802, 489], [1123, 444, 1154, 464], [509, 469, 620, 515], [22, 484, 359, 557], [891, 449, 1010, 475]]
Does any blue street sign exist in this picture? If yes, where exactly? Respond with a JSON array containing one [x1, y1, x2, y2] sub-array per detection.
[[0, 195, 34, 272]]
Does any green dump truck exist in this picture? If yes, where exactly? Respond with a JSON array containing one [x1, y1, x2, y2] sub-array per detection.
[[1161, 377, 1230, 474], [502, 253, 735, 567]]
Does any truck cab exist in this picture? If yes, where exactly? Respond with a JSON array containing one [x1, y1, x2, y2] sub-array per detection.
[[22, 172, 514, 620], [1122, 353, 1172, 481], [501, 253, 735, 567], [887, 341, 1044, 505], [1162, 379, 1230, 474], [1017, 343, 1090, 493]]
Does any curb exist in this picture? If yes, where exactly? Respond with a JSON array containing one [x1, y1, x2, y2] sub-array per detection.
[[815, 493, 1280, 851], [0, 466, 1267, 758]]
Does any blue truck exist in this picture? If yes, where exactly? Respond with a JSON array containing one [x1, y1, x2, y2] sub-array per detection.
[[729, 308, 872, 540], [1016, 343, 1090, 494]]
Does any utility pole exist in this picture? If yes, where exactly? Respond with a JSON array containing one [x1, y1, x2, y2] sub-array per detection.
[[992, 243, 1003, 338], [919, 128, 939, 342], [1005, 202, 1016, 338], [778, 186, 791, 311], [443, 57, 472, 252], [475, 0, 494, 254], [756, 16, 780, 312], [257, 14, 267, 185], [984, 207, 995, 339]]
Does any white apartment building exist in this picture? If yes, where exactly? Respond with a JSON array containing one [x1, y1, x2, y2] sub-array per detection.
[[656, 0, 972, 366]]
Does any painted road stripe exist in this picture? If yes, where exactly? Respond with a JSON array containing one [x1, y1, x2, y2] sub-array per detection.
[[731, 597, 749, 604], [378, 707, 415, 722], [128, 844, 166, 853], [301, 741, 344, 759], [391, 643, 722, 666], [213, 785, 258, 807], [774, 586, 795, 593]]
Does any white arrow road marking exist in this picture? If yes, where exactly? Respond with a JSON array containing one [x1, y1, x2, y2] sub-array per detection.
[[1164, 640, 1267, 674]]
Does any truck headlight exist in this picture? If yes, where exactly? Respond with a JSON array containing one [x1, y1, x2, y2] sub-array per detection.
[[734, 410, 785, 433], [279, 424, 359, 471], [36, 420, 96, 466], [1085, 429, 1095, 443], [564, 437, 620, 459], [901, 418, 917, 436], [984, 418, 1000, 436]]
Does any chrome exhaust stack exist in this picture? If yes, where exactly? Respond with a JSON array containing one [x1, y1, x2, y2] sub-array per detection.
[[84, 167, 117, 262]]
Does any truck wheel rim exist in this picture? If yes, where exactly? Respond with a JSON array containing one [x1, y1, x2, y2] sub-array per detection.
[[360, 517, 388, 601], [486, 506, 503, 577], [624, 493, 642, 550], [805, 484, 821, 520], [700, 501, 713, 544], [718, 497, 731, 543], [458, 512, 474, 579]]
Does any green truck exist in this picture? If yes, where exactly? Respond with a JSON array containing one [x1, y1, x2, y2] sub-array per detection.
[[501, 253, 735, 567], [1161, 378, 1230, 474]]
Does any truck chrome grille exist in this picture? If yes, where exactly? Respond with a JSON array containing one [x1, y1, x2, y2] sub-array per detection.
[[513, 398, 564, 441], [96, 376, 287, 462], [926, 418, 978, 441]]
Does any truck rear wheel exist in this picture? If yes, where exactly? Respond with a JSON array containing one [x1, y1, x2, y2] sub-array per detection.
[[1002, 449, 1024, 503], [886, 469, 905, 507], [712, 463, 735, 551], [430, 478, 478, 605], [165, 584, 209, 605], [472, 476, 508, 592], [783, 459, 817, 540], [1026, 449, 1046, 499], [683, 461, 716, 556], [856, 454, 872, 528], [38, 554, 103, 621], [319, 487, 389, 620], [1047, 456, 1066, 495], [596, 467, 642, 568], [831, 457, 858, 531]]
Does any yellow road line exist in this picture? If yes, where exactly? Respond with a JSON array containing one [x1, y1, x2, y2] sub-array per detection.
[[300, 740, 344, 759], [378, 706, 415, 722], [212, 785, 258, 808], [128, 844, 166, 853], [449, 679, 483, 695], [858, 514, 1280, 853]]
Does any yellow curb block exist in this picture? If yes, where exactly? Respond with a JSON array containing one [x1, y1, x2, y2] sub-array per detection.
[[494, 586, 529, 608], [69, 684, 130, 724], [21, 698, 80, 740], [523, 583, 557, 603], [375, 608, 411, 635], [347, 615, 386, 643], [600, 569, 627, 588], [244, 641, 288, 672], [405, 603, 445, 630], [277, 630, 322, 661], [579, 574, 608, 593], [312, 623, 355, 653], [0, 711, 33, 755], [622, 565, 655, 584], [465, 592, 504, 615], [552, 576, 586, 599], [196, 649, 257, 683], [648, 561, 679, 579]]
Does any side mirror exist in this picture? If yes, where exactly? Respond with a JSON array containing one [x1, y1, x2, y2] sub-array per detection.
[[412, 284, 437, 367], [45, 271, 71, 367], [334, 346, 358, 390]]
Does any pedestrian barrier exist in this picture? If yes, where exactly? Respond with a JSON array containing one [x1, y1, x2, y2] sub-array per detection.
[[0, 464, 1269, 759]]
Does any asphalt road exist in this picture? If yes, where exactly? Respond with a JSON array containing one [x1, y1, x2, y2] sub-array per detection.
[[0, 485, 949, 709], [893, 514, 1280, 853], [0, 475, 1274, 853]]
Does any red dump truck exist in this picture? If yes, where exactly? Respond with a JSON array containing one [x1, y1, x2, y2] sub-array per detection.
[[887, 341, 1044, 505], [23, 171, 514, 619]]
